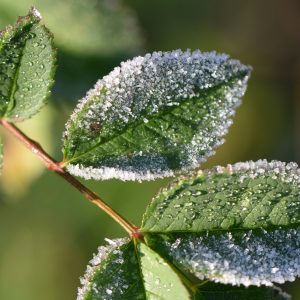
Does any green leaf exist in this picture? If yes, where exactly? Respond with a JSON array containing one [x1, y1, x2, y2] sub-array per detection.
[[77, 238, 291, 300], [142, 160, 300, 286], [0, 7, 56, 122], [63, 50, 251, 181], [137, 242, 191, 299], [77, 238, 145, 300], [77, 238, 191, 300]]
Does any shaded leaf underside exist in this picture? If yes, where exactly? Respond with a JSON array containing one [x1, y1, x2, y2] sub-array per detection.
[[0, 7, 55, 122], [63, 50, 251, 181]]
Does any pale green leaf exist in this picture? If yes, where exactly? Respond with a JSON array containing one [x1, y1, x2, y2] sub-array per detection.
[[137, 242, 191, 299], [0, 7, 56, 122], [142, 160, 300, 286], [63, 50, 251, 181]]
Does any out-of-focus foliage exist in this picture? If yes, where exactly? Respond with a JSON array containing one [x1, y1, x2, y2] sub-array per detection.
[[0, 107, 53, 199], [1, 0, 300, 299], [0, 0, 143, 56]]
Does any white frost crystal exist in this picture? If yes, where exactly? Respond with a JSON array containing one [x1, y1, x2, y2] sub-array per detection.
[[212, 159, 300, 184], [65, 49, 251, 181], [165, 228, 300, 287]]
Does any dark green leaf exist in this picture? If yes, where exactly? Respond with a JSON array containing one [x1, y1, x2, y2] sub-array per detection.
[[142, 160, 300, 286], [63, 50, 251, 181], [0, 7, 56, 122]]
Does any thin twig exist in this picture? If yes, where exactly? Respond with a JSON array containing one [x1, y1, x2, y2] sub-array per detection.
[[0, 119, 142, 239]]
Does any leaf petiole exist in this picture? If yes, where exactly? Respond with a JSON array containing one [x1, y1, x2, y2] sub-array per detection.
[[0, 119, 141, 238]]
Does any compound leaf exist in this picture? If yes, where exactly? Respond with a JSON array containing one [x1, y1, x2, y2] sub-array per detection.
[[63, 50, 251, 181], [142, 160, 300, 287], [0, 7, 56, 122]]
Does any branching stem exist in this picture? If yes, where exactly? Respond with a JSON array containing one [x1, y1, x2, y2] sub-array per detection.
[[0, 119, 142, 239]]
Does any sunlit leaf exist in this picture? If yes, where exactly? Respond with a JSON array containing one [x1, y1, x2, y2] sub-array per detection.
[[0, 7, 55, 122], [142, 160, 300, 286], [63, 50, 251, 181]]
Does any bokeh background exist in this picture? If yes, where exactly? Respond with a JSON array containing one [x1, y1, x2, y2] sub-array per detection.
[[0, 0, 300, 299]]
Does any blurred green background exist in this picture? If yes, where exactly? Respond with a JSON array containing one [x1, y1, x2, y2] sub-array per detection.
[[1, 0, 300, 299]]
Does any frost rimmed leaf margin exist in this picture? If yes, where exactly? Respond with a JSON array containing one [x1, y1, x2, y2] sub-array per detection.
[[142, 160, 300, 287], [0, 7, 56, 122], [63, 49, 251, 181]]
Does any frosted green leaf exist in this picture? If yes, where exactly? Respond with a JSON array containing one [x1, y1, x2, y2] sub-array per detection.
[[0, 7, 56, 122], [77, 238, 190, 300], [142, 160, 300, 286], [63, 50, 251, 181], [77, 238, 291, 299], [77, 238, 145, 300]]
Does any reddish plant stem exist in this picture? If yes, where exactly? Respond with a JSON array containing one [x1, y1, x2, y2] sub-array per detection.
[[0, 119, 142, 239]]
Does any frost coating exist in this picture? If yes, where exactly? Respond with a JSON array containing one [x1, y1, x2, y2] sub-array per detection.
[[212, 159, 300, 183], [77, 238, 130, 300], [163, 229, 300, 287], [64, 49, 251, 181], [67, 163, 173, 181]]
